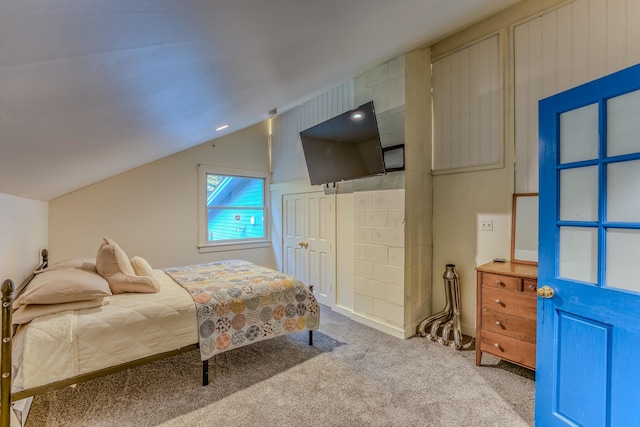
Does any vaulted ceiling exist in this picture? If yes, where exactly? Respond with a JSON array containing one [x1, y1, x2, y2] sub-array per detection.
[[0, 0, 520, 201]]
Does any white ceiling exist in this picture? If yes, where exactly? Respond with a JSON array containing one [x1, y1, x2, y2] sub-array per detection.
[[0, 0, 520, 201]]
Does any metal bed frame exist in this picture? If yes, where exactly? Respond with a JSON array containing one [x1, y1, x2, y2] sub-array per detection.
[[1, 250, 313, 426]]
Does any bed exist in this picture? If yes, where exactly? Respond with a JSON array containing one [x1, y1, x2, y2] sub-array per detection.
[[1, 238, 319, 426]]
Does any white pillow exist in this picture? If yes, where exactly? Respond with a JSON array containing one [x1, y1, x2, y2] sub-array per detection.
[[95, 237, 160, 294], [35, 258, 96, 274], [131, 256, 154, 278], [13, 268, 112, 308]]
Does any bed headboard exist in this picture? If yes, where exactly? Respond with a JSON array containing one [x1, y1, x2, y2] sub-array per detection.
[[1, 248, 47, 426], [11, 249, 49, 299]]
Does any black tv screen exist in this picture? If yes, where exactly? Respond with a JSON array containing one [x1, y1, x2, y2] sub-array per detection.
[[300, 101, 386, 186]]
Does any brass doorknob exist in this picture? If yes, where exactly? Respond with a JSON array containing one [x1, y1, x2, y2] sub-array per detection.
[[537, 286, 554, 299]]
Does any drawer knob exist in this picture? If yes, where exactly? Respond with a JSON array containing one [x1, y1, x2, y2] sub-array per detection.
[[494, 343, 501, 349], [495, 299, 502, 305], [495, 280, 501, 285], [495, 321, 501, 326]]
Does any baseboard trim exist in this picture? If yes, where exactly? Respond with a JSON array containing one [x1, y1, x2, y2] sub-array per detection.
[[330, 305, 408, 339], [332, 304, 352, 319]]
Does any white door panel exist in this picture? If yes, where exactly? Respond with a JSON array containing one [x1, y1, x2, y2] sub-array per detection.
[[282, 191, 336, 307], [283, 194, 305, 280]]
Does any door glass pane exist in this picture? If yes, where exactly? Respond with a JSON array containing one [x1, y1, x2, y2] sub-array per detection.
[[560, 166, 599, 221], [559, 226, 598, 284], [560, 103, 599, 164], [607, 89, 640, 157], [607, 159, 640, 222], [606, 229, 640, 292]]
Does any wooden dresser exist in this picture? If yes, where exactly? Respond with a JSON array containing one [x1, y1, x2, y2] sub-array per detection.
[[475, 261, 538, 370]]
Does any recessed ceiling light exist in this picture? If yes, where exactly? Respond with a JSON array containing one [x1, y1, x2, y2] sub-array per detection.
[[216, 124, 229, 131], [351, 111, 364, 120]]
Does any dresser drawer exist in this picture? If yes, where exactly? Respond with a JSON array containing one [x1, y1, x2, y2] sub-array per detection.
[[481, 309, 536, 343], [482, 287, 537, 319], [482, 273, 520, 291], [479, 330, 536, 369]]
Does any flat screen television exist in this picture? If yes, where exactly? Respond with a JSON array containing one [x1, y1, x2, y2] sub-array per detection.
[[299, 101, 386, 186]]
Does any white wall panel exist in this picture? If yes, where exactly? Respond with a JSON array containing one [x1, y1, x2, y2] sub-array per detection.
[[514, 0, 640, 193], [629, 0, 640, 64], [271, 81, 354, 184], [432, 34, 502, 173], [0, 193, 48, 284]]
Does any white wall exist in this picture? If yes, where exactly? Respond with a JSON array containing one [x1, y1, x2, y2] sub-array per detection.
[[431, 169, 512, 335], [335, 192, 354, 311], [430, 0, 640, 336], [430, 31, 511, 336], [514, 0, 640, 193], [404, 47, 433, 333], [432, 34, 502, 173], [49, 122, 274, 270], [429, 0, 559, 336], [0, 193, 48, 285], [271, 81, 354, 184]]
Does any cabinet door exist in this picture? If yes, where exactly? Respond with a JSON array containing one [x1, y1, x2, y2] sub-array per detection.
[[283, 192, 336, 307]]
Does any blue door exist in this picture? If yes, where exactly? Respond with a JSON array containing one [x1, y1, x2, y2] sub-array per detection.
[[537, 64, 640, 426]]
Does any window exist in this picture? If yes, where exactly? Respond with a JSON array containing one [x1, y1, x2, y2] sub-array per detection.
[[198, 166, 269, 252]]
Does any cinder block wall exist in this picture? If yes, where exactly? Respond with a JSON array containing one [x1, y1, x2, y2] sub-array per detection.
[[350, 57, 407, 332], [350, 49, 433, 337], [352, 189, 406, 326]]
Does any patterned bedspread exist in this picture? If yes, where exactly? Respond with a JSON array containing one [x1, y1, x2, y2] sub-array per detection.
[[163, 260, 320, 360]]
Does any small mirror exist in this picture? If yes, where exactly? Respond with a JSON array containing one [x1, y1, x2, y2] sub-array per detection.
[[511, 193, 538, 265]]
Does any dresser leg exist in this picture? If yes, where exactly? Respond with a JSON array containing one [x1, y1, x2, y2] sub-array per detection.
[[476, 349, 482, 366]]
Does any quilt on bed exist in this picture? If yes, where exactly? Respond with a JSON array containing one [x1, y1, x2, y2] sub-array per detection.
[[163, 259, 320, 360]]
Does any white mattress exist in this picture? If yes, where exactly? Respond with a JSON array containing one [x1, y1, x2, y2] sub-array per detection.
[[12, 270, 198, 392]]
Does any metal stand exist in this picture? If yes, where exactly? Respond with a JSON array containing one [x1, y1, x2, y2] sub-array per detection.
[[417, 264, 463, 350]]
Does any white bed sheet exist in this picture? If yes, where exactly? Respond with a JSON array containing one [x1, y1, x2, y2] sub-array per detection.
[[12, 270, 198, 392]]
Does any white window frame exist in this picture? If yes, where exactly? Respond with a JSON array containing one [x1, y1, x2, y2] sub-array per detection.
[[197, 165, 270, 253]]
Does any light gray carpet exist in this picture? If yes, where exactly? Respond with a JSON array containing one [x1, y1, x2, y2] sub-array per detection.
[[26, 306, 534, 426]]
